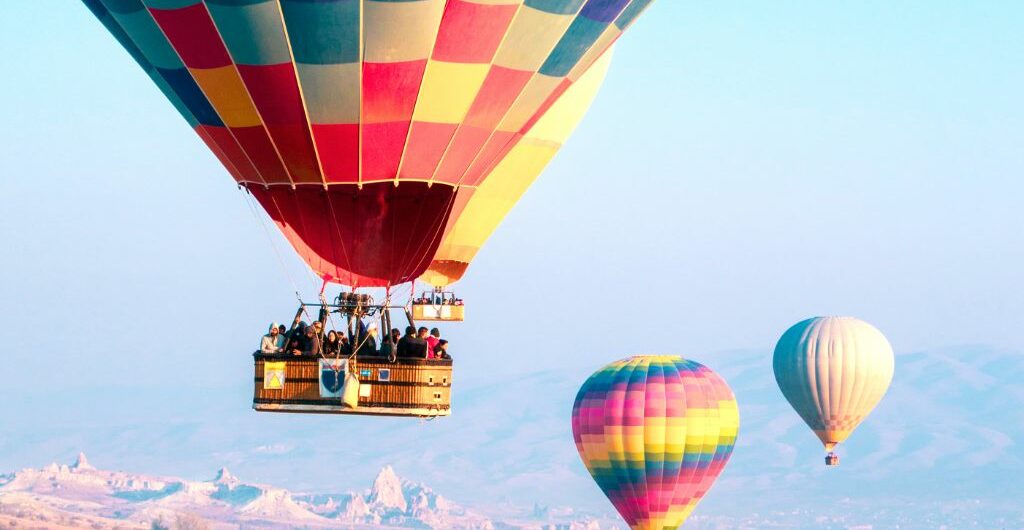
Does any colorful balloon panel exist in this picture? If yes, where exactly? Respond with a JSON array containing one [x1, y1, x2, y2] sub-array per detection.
[[572, 356, 739, 530], [773, 316, 895, 452], [249, 182, 457, 287], [83, 0, 657, 287], [418, 50, 611, 286]]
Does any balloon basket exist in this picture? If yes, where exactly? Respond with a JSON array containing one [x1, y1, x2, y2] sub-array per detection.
[[825, 453, 840, 467], [411, 290, 465, 321], [253, 354, 452, 417], [411, 303, 465, 322]]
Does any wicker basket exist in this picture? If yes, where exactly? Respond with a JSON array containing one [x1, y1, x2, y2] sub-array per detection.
[[253, 354, 452, 417]]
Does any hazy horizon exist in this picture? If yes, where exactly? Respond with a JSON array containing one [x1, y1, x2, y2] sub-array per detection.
[[2, 1, 1022, 528]]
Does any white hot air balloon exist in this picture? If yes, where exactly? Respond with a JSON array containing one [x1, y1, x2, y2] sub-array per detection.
[[773, 316, 895, 466]]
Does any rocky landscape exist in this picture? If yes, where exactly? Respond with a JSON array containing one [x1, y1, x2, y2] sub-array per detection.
[[0, 454, 610, 530]]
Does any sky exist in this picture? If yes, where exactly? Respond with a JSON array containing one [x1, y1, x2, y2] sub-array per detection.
[[1, 0, 1022, 522]]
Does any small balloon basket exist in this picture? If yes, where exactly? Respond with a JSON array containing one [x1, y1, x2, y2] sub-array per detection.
[[253, 354, 452, 418], [410, 290, 465, 322], [825, 452, 841, 466]]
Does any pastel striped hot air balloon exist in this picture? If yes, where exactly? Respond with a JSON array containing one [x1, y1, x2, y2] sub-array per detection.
[[773, 317, 895, 466], [82, 0, 655, 289], [572, 356, 739, 530]]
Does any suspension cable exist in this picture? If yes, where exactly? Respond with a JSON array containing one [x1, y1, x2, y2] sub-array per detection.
[[241, 187, 307, 299]]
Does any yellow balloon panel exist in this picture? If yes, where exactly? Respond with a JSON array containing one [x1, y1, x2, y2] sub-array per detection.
[[419, 50, 612, 286]]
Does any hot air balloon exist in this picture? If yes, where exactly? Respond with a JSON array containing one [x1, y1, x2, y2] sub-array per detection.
[[81, 0, 656, 417], [773, 316, 895, 466], [572, 356, 739, 530], [82, 0, 653, 289]]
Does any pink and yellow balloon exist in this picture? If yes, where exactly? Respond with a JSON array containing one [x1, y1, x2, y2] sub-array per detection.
[[572, 355, 739, 530]]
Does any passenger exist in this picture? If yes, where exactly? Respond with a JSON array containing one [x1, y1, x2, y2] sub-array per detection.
[[278, 324, 288, 336], [416, 327, 431, 359], [288, 321, 308, 355], [302, 325, 322, 356], [378, 335, 395, 361], [390, 328, 401, 345], [359, 322, 379, 357], [287, 334, 303, 356], [434, 339, 451, 360], [426, 328, 441, 355], [323, 330, 341, 355], [396, 326, 415, 358], [260, 323, 285, 354], [397, 326, 429, 358], [417, 327, 431, 358], [351, 319, 368, 344], [311, 320, 325, 341], [339, 334, 353, 356]]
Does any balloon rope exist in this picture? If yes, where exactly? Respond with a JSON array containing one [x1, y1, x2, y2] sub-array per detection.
[[390, 184, 431, 285], [242, 188, 307, 299], [397, 186, 460, 289], [241, 189, 327, 362], [263, 190, 322, 293], [322, 188, 355, 285]]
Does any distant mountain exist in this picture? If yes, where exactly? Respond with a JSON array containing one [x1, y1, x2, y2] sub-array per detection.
[[1, 346, 1022, 528], [0, 455, 616, 530]]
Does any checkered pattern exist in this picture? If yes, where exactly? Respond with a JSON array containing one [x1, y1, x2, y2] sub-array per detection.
[[419, 48, 611, 286], [572, 356, 740, 530], [83, 0, 656, 286], [86, 0, 654, 187]]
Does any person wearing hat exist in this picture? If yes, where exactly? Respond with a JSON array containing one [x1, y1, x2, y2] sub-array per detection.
[[302, 324, 322, 356], [260, 323, 285, 354]]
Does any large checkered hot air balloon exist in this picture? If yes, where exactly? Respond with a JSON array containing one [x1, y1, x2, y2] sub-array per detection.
[[773, 316, 895, 466], [572, 356, 740, 530], [82, 0, 655, 289]]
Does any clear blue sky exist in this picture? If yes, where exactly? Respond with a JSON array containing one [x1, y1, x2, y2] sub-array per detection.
[[0, 0, 1021, 507]]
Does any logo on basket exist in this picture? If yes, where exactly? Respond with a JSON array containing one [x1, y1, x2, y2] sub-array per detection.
[[319, 359, 347, 398], [263, 362, 286, 390], [378, 369, 391, 382]]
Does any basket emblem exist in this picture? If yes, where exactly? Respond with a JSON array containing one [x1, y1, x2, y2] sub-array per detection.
[[319, 359, 347, 397], [263, 362, 286, 390]]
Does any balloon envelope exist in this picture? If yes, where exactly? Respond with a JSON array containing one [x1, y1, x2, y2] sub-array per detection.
[[419, 51, 612, 286], [572, 355, 739, 530], [83, 0, 655, 287], [773, 316, 895, 454]]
